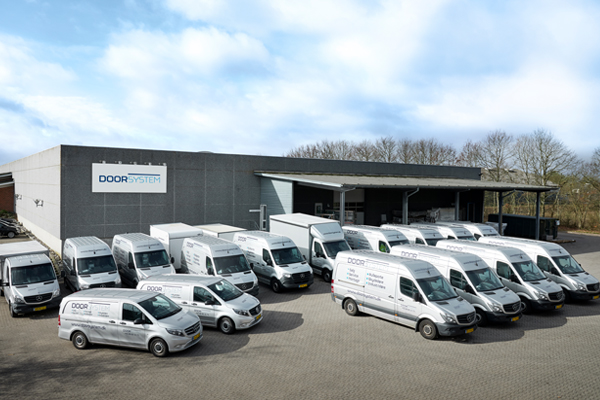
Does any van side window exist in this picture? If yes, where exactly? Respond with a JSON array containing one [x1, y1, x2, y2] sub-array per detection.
[[128, 253, 135, 269], [400, 277, 417, 297], [378, 241, 390, 253], [415, 238, 424, 245], [449, 270, 466, 289], [496, 262, 511, 279], [194, 287, 214, 303], [263, 249, 273, 266], [474, 234, 482, 240], [314, 242, 324, 258], [123, 303, 144, 322], [448, 236, 456, 240], [537, 256, 551, 272], [206, 257, 214, 275]]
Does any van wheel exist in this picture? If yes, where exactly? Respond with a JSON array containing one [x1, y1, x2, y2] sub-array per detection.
[[520, 298, 532, 314], [7, 231, 15, 239], [150, 338, 169, 357], [270, 279, 282, 293], [562, 288, 571, 303], [322, 269, 332, 283], [418, 319, 438, 340], [475, 309, 488, 327], [72, 331, 89, 349], [344, 299, 359, 316], [9, 302, 18, 318], [218, 317, 236, 335]]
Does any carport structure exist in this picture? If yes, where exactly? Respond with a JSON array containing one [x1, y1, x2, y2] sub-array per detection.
[[256, 172, 556, 240]]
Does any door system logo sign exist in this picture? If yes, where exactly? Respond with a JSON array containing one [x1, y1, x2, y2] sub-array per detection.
[[92, 164, 167, 193]]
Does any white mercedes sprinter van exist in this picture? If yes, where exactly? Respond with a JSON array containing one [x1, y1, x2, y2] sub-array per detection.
[[181, 236, 259, 296], [331, 250, 477, 340], [343, 225, 408, 253], [232, 231, 313, 292], [58, 288, 202, 357], [479, 236, 600, 301], [437, 240, 565, 313], [137, 274, 262, 334], [63, 236, 121, 291], [391, 245, 522, 325], [381, 224, 444, 246], [111, 233, 176, 287]]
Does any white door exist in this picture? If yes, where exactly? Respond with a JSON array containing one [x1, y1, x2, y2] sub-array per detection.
[[118, 303, 150, 348], [396, 276, 422, 328]]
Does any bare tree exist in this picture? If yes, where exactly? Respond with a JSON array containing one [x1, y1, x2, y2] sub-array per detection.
[[353, 140, 377, 161], [457, 139, 482, 167], [478, 130, 515, 182], [396, 138, 415, 164], [412, 138, 456, 165], [374, 136, 398, 163]]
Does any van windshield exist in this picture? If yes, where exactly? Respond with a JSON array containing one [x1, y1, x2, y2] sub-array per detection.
[[135, 250, 170, 268], [458, 236, 476, 241], [208, 279, 243, 301], [323, 240, 351, 258], [512, 260, 546, 282], [77, 255, 117, 275], [425, 238, 441, 246], [465, 268, 504, 291], [552, 255, 584, 274], [214, 255, 251, 274], [11, 263, 56, 285], [417, 276, 458, 301], [139, 294, 181, 320], [271, 247, 304, 265], [388, 240, 409, 247]]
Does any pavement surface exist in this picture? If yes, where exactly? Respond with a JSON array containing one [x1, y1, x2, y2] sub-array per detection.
[[1, 232, 600, 399]]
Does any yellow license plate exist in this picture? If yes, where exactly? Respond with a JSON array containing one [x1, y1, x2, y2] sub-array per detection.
[[193, 333, 201, 340], [465, 328, 474, 334], [299, 284, 308, 288], [511, 316, 520, 322], [555, 304, 563, 309], [34, 306, 47, 312], [593, 295, 599, 300], [256, 314, 261, 321]]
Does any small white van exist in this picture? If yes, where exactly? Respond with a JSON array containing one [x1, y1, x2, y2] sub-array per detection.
[[411, 223, 476, 241], [181, 236, 259, 296], [435, 221, 500, 239], [479, 236, 600, 301], [232, 231, 313, 292], [63, 236, 121, 291], [58, 288, 202, 357], [111, 233, 176, 287], [331, 250, 477, 340], [391, 245, 522, 325], [381, 224, 445, 246], [437, 240, 565, 313], [138, 274, 262, 334], [343, 225, 409, 253]]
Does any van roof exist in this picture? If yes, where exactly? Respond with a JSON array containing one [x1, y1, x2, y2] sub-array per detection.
[[64, 288, 160, 302], [150, 223, 202, 235], [183, 236, 243, 255], [0, 240, 48, 258], [438, 240, 530, 259], [65, 237, 111, 256], [235, 231, 296, 247], [195, 223, 246, 235], [337, 250, 441, 278], [7, 253, 52, 267], [393, 244, 486, 270], [270, 213, 338, 226], [480, 236, 565, 252], [382, 224, 442, 238], [344, 225, 407, 240], [141, 274, 222, 286], [113, 233, 164, 251]]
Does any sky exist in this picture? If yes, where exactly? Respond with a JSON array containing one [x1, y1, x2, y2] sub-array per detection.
[[1, 0, 600, 165]]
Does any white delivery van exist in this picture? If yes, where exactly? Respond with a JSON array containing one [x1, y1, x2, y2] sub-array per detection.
[[411, 222, 476, 241], [332, 250, 477, 340], [381, 224, 445, 246], [63, 236, 121, 291], [58, 288, 202, 357], [343, 225, 409, 253], [111, 233, 176, 287], [1, 241, 63, 317], [435, 221, 500, 239], [232, 231, 313, 292], [137, 274, 262, 334], [181, 236, 259, 296], [149, 223, 203, 271], [195, 224, 247, 241], [437, 240, 565, 313], [479, 236, 600, 301], [270, 213, 351, 282], [391, 245, 522, 325]]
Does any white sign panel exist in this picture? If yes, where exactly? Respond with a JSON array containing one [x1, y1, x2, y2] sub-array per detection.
[[92, 163, 167, 193]]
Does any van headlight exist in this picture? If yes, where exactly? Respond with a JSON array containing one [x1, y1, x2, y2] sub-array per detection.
[[14, 294, 25, 304], [115, 275, 121, 285], [487, 302, 503, 313], [166, 328, 185, 337], [534, 290, 548, 301], [233, 308, 251, 317], [574, 282, 586, 291], [53, 287, 61, 297], [81, 284, 90, 290], [441, 313, 457, 324], [284, 273, 292, 278]]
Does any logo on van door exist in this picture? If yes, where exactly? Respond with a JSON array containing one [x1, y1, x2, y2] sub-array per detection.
[[399, 251, 418, 259], [71, 303, 89, 309], [347, 257, 366, 266], [345, 230, 358, 235], [145, 286, 163, 292], [446, 245, 464, 252]]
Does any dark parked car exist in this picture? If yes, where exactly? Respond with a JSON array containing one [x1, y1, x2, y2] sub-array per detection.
[[0, 222, 19, 238]]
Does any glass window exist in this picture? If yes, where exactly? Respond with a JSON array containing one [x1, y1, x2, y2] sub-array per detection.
[[76, 255, 117, 275], [208, 279, 243, 302], [263, 249, 273, 265], [425, 238, 440, 246], [378, 241, 390, 253], [465, 268, 504, 291], [323, 240, 351, 258], [123, 303, 144, 322], [400, 277, 417, 297], [194, 286, 214, 303], [417, 276, 458, 301], [213, 255, 251, 274], [537, 256, 551, 272], [134, 250, 169, 268], [271, 247, 304, 265], [138, 294, 181, 320], [496, 261, 512, 279], [449, 269, 466, 289], [314, 242, 325, 257], [206, 257, 214, 275], [552, 255, 584, 274], [512, 260, 546, 282], [11, 263, 56, 285], [415, 238, 424, 245]]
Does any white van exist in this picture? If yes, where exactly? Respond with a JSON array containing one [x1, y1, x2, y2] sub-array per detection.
[[435, 221, 500, 239], [390, 245, 522, 325], [331, 250, 477, 340], [343, 225, 409, 253], [232, 231, 313, 292], [58, 288, 202, 357], [437, 240, 565, 313], [381, 224, 445, 246], [137, 274, 262, 334], [111, 233, 176, 287], [411, 223, 476, 241], [63, 236, 121, 291], [149, 223, 203, 271], [479, 236, 600, 301], [181, 236, 259, 296]]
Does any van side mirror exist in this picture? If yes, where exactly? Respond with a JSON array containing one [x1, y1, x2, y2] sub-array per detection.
[[60, 270, 66, 278], [510, 274, 520, 283], [128, 262, 135, 270], [412, 291, 422, 303], [250, 263, 254, 270], [551, 267, 560, 276], [465, 285, 475, 295], [133, 318, 144, 325], [303, 255, 306, 260], [170, 257, 175, 264]]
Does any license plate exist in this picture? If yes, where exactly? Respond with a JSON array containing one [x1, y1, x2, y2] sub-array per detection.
[[255, 314, 261, 321], [465, 328, 474, 334], [555, 304, 563, 309], [593, 295, 599, 300], [299, 284, 308, 288], [34, 306, 47, 312], [511, 316, 520, 322], [193, 333, 201, 340]]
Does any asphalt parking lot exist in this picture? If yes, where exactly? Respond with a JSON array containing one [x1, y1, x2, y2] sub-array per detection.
[[1, 231, 600, 400]]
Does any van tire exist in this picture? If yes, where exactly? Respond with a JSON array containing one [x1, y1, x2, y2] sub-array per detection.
[[475, 308, 488, 327], [270, 279, 282, 293], [520, 297, 532, 314], [72, 331, 89, 349], [344, 299, 359, 316], [418, 319, 438, 340], [322, 269, 332, 283], [218, 317, 236, 334], [562, 288, 571, 303], [7, 231, 15, 238], [150, 338, 168, 357], [9, 302, 18, 318]]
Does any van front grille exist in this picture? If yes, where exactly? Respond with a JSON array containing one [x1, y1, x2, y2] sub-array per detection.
[[185, 322, 201, 336], [587, 283, 599, 292], [249, 305, 261, 316], [24, 293, 53, 303], [503, 301, 521, 313], [549, 291, 564, 301], [89, 282, 116, 289], [235, 282, 253, 291], [291, 272, 311, 283], [457, 312, 476, 324]]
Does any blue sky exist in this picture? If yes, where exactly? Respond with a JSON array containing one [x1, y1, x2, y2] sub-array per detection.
[[1, 0, 600, 165]]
